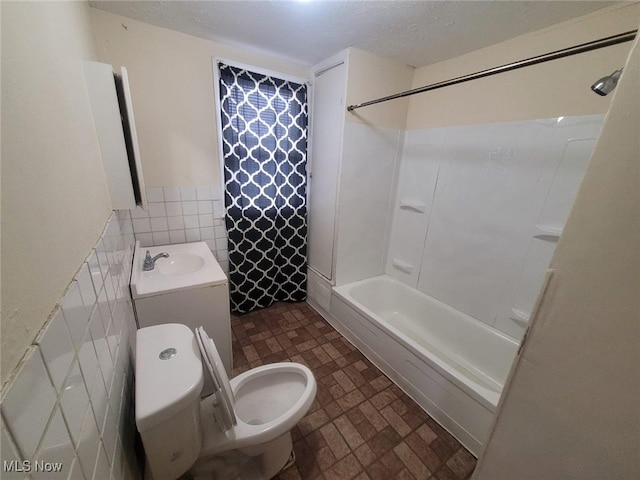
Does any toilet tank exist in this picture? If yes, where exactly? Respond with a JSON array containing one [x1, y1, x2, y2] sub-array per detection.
[[136, 324, 204, 480]]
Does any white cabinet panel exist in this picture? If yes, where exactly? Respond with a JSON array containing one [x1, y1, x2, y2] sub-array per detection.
[[308, 62, 346, 281], [84, 61, 147, 210]]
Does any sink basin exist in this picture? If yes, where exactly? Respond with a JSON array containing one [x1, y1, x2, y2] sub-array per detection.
[[153, 252, 206, 276], [130, 241, 227, 299]]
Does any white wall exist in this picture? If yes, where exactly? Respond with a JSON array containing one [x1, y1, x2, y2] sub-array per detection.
[[473, 33, 639, 480], [89, 8, 309, 189], [406, 3, 639, 130], [1, 4, 142, 478], [1, 1, 112, 385], [89, 8, 314, 265], [345, 48, 414, 129]]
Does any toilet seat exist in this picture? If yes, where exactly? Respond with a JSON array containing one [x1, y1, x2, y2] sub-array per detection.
[[197, 361, 317, 457], [196, 326, 316, 451], [196, 326, 236, 432]]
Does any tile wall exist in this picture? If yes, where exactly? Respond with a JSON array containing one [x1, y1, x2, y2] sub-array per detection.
[[131, 186, 229, 273], [1, 211, 140, 480]]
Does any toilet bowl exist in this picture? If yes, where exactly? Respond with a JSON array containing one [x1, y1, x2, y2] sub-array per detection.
[[135, 323, 317, 480]]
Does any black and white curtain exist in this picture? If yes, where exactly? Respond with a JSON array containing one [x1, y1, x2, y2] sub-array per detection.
[[218, 63, 308, 313]]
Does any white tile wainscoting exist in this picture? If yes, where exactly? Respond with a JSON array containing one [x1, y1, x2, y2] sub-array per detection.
[[1, 211, 140, 480], [131, 186, 229, 274]]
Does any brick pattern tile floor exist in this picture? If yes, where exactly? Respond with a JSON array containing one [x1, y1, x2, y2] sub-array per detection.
[[230, 302, 477, 480]]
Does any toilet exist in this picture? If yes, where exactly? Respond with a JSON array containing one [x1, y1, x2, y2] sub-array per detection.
[[135, 323, 317, 480]]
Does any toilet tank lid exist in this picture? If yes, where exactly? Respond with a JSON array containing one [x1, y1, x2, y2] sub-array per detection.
[[135, 323, 204, 432]]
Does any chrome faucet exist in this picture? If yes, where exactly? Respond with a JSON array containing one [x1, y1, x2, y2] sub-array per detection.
[[143, 250, 169, 271]]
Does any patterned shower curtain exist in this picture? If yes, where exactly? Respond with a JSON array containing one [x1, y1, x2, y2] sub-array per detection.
[[218, 63, 308, 313]]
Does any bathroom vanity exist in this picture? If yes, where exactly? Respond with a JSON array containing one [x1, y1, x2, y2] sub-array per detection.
[[130, 241, 232, 374]]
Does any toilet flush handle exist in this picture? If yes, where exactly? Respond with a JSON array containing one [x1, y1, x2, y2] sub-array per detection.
[[159, 348, 177, 360]]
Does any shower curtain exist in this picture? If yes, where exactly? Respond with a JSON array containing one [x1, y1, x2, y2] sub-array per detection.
[[218, 63, 308, 313]]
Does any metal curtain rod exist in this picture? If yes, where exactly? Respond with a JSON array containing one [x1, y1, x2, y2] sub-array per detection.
[[346, 29, 637, 112]]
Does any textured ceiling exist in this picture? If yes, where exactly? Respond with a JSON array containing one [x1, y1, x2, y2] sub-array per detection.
[[89, 1, 617, 68]]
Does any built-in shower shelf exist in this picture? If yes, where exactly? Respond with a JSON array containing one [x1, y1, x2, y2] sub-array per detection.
[[392, 258, 415, 274], [534, 224, 563, 241], [399, 200, 427, 213], [510, 308, 531, 326]]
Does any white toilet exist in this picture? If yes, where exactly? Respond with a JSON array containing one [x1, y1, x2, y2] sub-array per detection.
[[135, 323, 317, 480]]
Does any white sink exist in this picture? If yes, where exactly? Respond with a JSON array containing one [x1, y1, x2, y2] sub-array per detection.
[[131, 241, 227, 299], [152, 252, 206, 277]]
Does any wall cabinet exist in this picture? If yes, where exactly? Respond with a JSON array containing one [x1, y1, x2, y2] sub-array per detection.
[[84, 61, 147, 210]]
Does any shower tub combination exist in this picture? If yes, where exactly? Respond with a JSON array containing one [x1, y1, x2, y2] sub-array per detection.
[[329, 274, 519, 455]]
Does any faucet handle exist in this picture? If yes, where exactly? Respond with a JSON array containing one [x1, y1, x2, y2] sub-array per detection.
[[143, 250, 153, 270]]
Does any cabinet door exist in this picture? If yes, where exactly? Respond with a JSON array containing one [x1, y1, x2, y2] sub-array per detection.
[[115, 67, 147, 210], [308, 62, 346, 280], [84, 61, 147, 210]]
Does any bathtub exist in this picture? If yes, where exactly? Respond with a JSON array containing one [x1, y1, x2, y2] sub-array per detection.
[[329, 274, 519, 455]]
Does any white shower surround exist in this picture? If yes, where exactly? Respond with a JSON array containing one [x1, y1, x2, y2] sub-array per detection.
[[386, 114, 604, 340], [334, 123, 404, 286]]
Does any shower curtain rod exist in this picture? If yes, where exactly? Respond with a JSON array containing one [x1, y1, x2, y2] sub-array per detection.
[[346, 29, 637, 112]]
